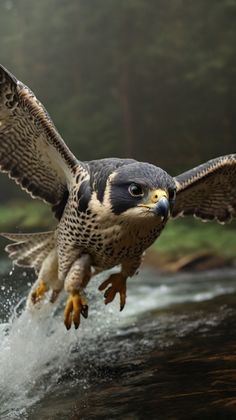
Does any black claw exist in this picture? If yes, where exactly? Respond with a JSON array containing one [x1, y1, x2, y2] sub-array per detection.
[[31, 292, 36, 304], [50, 290, 59, 303], [65, 324, 71, 331], [74, 323, 79, 330], [81, 305, 88, 319], [120, 304, 125, 312], [104, 287, 111, 299]]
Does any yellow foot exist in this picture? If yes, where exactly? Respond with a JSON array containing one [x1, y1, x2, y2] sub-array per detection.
[[99, 273, 127, 311], [31, 280, 48, 304], [64, 292, 88, 330]]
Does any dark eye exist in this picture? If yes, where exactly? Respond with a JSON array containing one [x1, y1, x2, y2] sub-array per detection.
[[128, 183, 144, 197], [169, 189, 176, 201]]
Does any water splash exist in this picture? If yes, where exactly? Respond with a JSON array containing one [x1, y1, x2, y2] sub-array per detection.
[[0, 273, 121, 418], [0, 268, 236, 418]]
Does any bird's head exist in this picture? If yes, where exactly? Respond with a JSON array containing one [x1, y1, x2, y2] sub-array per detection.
[[107, 162, 176, 223]]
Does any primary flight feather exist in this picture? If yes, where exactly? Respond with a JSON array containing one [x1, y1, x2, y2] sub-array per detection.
[[0, 64, 235, 329]]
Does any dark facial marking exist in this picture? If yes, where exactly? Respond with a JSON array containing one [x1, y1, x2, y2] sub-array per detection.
[[77, 180, 92, 213], [110, 181, 143, 215], [110, 162, 176, 215]]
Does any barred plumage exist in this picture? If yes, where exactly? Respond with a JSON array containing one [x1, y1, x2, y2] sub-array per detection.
[[0, 64, 236, 330]]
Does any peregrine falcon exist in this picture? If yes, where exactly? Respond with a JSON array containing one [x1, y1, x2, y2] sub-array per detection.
[[0, 64, 235, 329]]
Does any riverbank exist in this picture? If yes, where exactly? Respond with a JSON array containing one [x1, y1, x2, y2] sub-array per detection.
[[147, 218, 236, 272]]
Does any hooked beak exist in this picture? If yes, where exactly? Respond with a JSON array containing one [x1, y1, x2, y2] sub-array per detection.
[[151, 196, 170, 220], [138, 189, 170, 221]]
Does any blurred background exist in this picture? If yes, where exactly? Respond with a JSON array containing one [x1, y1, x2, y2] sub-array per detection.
[[1, 3, 236, 417], [0, 0, 236, 265]]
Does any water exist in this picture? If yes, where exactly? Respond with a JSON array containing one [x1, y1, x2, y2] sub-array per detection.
[[0, 262, 236, 419]]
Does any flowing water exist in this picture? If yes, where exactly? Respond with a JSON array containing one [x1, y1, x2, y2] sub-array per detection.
[[0, 261, 236, 419]]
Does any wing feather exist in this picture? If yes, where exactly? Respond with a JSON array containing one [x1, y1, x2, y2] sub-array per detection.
[[0, 64, 79, 217], [172, 154, 236, 223]]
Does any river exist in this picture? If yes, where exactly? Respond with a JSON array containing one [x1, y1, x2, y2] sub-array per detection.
[[0, 261, 236, 419]]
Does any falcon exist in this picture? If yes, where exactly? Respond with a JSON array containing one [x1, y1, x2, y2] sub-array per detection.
[[0, 64, 235, 330]]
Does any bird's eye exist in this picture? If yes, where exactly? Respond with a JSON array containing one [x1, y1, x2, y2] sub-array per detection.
[[169, 189, 176, 201], [128, 183, 144, 197]]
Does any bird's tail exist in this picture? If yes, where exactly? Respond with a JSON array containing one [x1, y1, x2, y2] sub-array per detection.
[[1, 230, 56, 273]]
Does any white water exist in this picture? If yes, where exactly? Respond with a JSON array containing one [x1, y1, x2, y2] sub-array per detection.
[[0, 268, 235, 418], [0, 272, 121, 419]]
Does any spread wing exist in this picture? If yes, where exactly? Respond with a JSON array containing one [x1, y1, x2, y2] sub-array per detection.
[[0, 64, 80, 218], [172, 155, 236, 223]]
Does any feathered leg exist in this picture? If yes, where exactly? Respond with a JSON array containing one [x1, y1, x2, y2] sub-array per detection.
[[27, 248, 61, 308]]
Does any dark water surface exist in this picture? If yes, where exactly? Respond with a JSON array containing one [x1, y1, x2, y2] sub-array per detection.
[[0, 263, 236, 419]]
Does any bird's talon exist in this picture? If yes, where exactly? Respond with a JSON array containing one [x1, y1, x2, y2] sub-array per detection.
[[104, 287, 111, 299], [81, 305, 88, 319], [65, 321, 72, 331], [99, 273, 127, 309], [120, 303, 125, 312], [64, 292, 88, 330], [31, 280, 48, 304]]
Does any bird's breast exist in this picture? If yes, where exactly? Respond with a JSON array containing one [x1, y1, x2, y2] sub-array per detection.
[[75, 218, 165, 269], [59, 201, 166, 270]]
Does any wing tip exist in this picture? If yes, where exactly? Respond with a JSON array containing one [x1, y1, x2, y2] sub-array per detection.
[[0, 63, 18, 85]]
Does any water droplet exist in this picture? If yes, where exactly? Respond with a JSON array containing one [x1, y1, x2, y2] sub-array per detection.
[[8, 266, 15, 277]]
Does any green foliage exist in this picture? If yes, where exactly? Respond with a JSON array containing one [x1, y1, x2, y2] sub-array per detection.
[[154, 218, 236, 258], [0, 201, 54, 231]]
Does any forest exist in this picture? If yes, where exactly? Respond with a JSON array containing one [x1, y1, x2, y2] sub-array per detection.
[[0, 0, 235, 259], [0, 1, 235, 172]]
